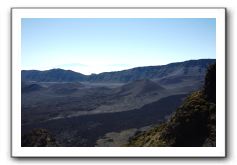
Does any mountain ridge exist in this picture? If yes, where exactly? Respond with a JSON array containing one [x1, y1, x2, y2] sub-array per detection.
[[22, 59, 215, 83]]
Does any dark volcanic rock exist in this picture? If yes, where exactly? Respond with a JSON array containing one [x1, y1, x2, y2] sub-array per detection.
[[22, 83, 44, 93], [21, 94, 186, 147], [22, 128, 59, 147], [204, 63, 216, 103], [118, 79, 165, 96], [49, 82, 84, 94]]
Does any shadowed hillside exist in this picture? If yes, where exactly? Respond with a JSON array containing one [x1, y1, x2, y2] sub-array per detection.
[[21, 94, 186, 147], [117, 79, 165, 96], [127, 63, 216, 147], [22, 83, 44, 93]]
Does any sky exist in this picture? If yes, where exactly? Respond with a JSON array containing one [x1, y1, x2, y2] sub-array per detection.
[[22, 18, 216, 75]]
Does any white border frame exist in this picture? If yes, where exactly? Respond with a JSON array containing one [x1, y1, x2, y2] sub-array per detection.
[[11, 8, 226, 157]]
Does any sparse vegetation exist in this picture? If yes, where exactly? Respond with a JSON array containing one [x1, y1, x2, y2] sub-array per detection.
[[127, 63, 216, 147], [22, 128, 59, 147]]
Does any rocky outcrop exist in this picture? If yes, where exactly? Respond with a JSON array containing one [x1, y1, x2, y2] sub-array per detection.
[[127, 63, 216, 147], [21, 128, 59, 147]]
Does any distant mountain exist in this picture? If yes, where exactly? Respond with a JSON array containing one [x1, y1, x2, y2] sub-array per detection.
[[22, 69, 86, 82], [88, 59, 215, 83], [22, 59, 215, 83]]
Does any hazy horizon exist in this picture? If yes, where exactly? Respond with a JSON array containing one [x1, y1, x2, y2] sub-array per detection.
[[22, 18, 216, 75], [21, 58, 216, 75]]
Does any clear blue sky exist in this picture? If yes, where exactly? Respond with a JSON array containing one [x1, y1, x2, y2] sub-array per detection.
[[22, 18, 216, 75]]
